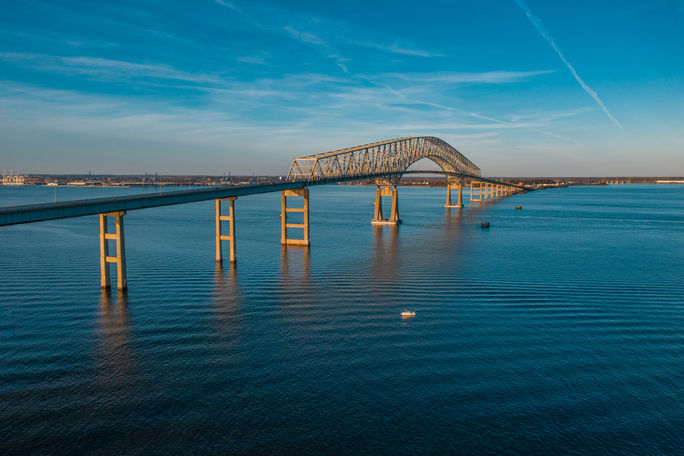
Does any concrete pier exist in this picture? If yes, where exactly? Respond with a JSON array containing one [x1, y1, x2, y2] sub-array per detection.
[[445, 183, 464, 208], [281, 188, 310, 246], [216, 197, 237, 265], [470, 181, 483, 203], [372, 186, 401, 225], [99, 211, 127, 290]]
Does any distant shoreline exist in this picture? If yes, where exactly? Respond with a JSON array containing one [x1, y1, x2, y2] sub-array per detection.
[[2, 175, 683, 189]]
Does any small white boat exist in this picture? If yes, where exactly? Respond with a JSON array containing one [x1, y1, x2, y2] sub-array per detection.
[[401, 310, 416, 318]]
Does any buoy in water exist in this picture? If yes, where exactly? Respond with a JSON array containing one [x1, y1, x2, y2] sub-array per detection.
[[480, 222, 490, 228], [515, 205, 522, 210]]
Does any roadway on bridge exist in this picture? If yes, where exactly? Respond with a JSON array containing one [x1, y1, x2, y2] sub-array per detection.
[[0, 172, 527, 227]]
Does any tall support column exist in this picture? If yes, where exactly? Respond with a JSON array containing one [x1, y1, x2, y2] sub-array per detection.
[[281, 188, 310, 246], [373, 186, 383, 221], [372, 186, 401, 225], [99, 214, 110, 289], [470, 181, 482, 203], [216, 197, 237, 265], [390, 187, 400, 223], [115, 214, 126, 290], [445, 183, 464, 208], [99, 211, 127, 290]]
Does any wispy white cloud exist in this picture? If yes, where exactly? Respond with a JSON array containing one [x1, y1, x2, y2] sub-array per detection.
[[282, 26, 328, 47], [280, 26, 350, 72], [539, 130, 572, 141], [513, 143, 579, 153], [0, 49, 579, 145], [394, 121, 541, 131], [214, 0, 241, 13], [467, 112, 506, 124], [214, 0, 446, 69], [509, 106, 597, 123], [236, 55, 269, 65], [215, 1, 267, 35], [383, 70, 555, 84], [0, 52, 222, 86], [0, 76, 625, 175], [353, 41, 445, 57], [460, 110, 579, 142], [514, 0, 624, 130]]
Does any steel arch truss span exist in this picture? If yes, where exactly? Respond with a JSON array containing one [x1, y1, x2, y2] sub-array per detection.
[[286, 136, 481, 185]]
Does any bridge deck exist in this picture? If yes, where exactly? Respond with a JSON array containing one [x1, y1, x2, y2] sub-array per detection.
[[0, 173, 526, 226], [0, 182, 305, 226]]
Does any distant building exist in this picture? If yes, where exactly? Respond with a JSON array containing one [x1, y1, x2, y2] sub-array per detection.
[[2, 171, 26, 185]]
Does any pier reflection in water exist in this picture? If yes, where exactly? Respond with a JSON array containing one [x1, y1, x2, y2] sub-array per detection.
[[371, 225, 399, 283], [280, 245, 311, 281], [212, 266, 243, 348], [97, 290, 135, 387], [278, 245, 319, 330]]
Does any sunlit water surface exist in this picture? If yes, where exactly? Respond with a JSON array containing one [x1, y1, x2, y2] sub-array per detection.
[[1, 184, 683, 455]]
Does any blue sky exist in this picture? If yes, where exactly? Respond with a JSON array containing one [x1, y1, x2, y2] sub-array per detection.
[[0, 0, 682, 176]]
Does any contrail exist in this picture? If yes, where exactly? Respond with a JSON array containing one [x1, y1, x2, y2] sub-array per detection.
[[514, 0, 624, 130]]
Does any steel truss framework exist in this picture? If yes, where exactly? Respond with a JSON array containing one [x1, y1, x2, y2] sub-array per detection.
[[286, 136, 481, 185]]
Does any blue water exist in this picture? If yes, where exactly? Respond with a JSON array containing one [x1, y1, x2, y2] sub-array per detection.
[[1, 184, 683, 455]]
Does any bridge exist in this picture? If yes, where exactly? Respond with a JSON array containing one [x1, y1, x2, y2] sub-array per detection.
[[0, 136, 530, 290]]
